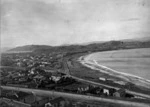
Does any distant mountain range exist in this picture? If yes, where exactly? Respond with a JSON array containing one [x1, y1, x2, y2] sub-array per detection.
[[7, 45, 52, 53], [122, 37, 150, 42], [5, 37, 150, 53]]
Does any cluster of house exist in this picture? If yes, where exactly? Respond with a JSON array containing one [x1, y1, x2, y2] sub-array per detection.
[[1, 51, 71, 88], [1, 66, 135, 100], [1, 53, 136, 103], [77, 85, 134, 98], [1, 89, 100, 107], [1, 65, 77, 90], [2, 52, 65, 70], [1, 89, 69, 107]]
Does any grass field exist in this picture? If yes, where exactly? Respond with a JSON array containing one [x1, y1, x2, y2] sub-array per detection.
[[86, 48, 150, 80]]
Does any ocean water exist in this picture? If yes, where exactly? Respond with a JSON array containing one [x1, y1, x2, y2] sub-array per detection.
[[86, 48, 150, 80]]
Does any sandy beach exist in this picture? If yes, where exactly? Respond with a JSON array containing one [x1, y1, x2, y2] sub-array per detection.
[[78, 53, 150, 89]]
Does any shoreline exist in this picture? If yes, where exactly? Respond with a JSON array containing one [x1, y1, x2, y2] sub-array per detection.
[[78, 54, 150, 89]]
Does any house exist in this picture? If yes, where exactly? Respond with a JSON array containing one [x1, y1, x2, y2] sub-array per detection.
[[11, 73, 20, 79], [23, 94, 36, 104], [17, 62, 22, 67], [113, 88, 126, 98], [45, 97, 69, 107], [72, 102, 86, 107], [109, 88, 116, 96], [125, 93, 134, 98], [18, 77, 27, 82], [32, 97, 49, 107], [2, 91, 30, 103], [103, 89, 109, 95], [99, 77, 106, 81], [45, 102, 52, 107], [51, 76, 61, 83], [19, 93, 50, 107], [1, 98, 32, 107]]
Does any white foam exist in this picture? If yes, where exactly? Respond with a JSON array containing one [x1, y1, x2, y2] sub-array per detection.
[[78, 55, 150, 88]]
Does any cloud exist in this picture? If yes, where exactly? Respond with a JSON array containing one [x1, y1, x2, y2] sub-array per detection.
[[121, 18, 140, 21], [1, 0, 150, 47]]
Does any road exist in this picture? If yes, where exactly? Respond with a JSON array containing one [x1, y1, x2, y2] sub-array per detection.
[[70, 75, 150, 99], [1, 57, 150, 101], [72, 56, 150, 99], [1, 86, 150, 107], [62, 60, 150, 99]]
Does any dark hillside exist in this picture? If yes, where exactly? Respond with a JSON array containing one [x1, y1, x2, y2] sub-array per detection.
[[7, 39, 150, 54], [8, 45, 52, 52]]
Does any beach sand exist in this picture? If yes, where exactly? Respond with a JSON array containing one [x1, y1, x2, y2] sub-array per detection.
[[78, 48, 150, 89]]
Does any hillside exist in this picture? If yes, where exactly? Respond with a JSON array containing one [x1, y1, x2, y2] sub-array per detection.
[[7, 45, 52, 53], [7, 39, 150, 54]]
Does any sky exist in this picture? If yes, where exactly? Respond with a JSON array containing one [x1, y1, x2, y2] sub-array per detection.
[[1, 0, 150, 47]]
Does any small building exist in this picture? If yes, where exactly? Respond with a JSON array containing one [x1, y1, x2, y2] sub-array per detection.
[[113, 88, 126, 98], [45, 102, 52, 107], [99, 77, 106, 81], [1, 98, 31, 107], [20, 94, 50, 107], [103, 89, 109, 95], [125, 93, 134, 98], [45, 97, 69, 107], [23, 94, 36, 104], [32, 97, 49, 107], [109, 88, 116, 96], [51, 76, 61, 83]]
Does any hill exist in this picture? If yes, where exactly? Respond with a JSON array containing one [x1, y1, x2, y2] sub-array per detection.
[[7, 45, 52, 53], [6, 38, 150, 54]]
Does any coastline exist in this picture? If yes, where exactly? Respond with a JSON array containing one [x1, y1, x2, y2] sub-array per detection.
[[78, 54, 150, 89]]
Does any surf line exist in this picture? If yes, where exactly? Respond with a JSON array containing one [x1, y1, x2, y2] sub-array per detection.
[[92, 59, 150, 83], [79, 55, 150, 83]]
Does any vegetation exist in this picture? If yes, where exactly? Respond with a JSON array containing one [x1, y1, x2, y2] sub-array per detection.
[[1, 38, 150, 107], [6, 40, 150, 54]]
